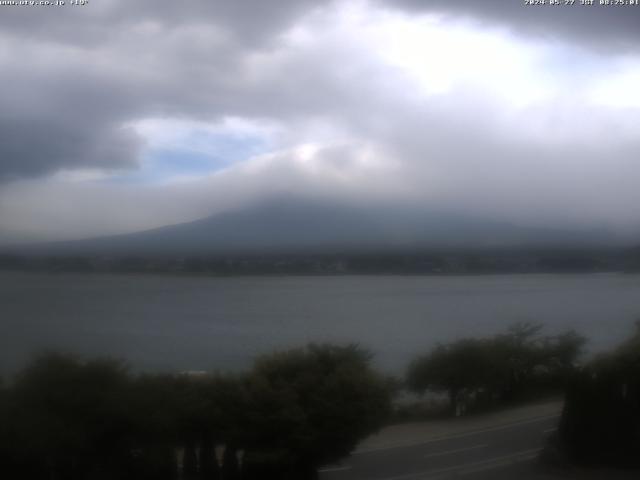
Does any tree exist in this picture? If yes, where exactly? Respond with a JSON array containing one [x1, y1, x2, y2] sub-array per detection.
[[126, 371, 249, 479], [486, 322, 546, 401], [241, 344, 392, 479], [558, 322, 640, 467], [407, 323, 586, 414], [8, 352, 133, 479], [539, 330, 586, 380], [407, 338, 493, 414], [0, 376, 12, 476]]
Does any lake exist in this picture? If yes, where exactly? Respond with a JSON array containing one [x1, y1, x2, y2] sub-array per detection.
[[1, 271, 639, 376]]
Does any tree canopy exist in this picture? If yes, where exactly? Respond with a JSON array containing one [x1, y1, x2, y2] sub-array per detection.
[[244, 344, 391, 476], [0, 345, 391, 480], [407, 323, 586, 414], [558, 322, 640, 467]]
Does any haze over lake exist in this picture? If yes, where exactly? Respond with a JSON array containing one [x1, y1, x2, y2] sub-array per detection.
[[2, 271, 639, 376]]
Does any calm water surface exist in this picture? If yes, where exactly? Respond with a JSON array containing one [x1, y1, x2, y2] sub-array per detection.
[[1, 272, 639, 375]]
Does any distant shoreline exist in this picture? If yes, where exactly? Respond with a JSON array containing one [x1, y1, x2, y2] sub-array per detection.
[[1, 248, 638, 277]]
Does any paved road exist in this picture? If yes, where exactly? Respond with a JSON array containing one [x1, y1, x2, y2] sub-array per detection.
[[319, 405, 561, 480]]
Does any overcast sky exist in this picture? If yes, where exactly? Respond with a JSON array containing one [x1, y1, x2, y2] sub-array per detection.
[[1, 0, 639, 244]]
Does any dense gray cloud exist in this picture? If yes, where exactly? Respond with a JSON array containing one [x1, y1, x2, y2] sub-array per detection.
[[0, 74, 141, 180], [382, 0, 640, 48], [0, 0, 334, 45], [0, 0, 639, 243], [4, 0, 633, 181], [0, 0, 335, 180], [0, 37, 148, 180]]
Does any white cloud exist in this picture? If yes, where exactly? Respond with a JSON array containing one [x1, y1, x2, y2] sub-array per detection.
[[589, 59, 640, 109]]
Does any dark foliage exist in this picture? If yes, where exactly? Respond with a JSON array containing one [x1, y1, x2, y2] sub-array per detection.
[[0, 345, 391, 480], [242, 344, 391, 478], [406, 323, 585, 414], [558, 323, 640, 467]]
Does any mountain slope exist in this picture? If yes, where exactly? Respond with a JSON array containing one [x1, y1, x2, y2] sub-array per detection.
[[16, 196, 618, 256]]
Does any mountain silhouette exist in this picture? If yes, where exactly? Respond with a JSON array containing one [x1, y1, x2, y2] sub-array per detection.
[[17, 195, 617, 255]]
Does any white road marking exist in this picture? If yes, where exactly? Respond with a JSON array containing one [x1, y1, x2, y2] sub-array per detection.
[[376, 448, 542, 480], [423, 443, 488, 459], [457, 448, 542, 477], [318, 465, 352, 473], [354, 414, 559, 455]]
